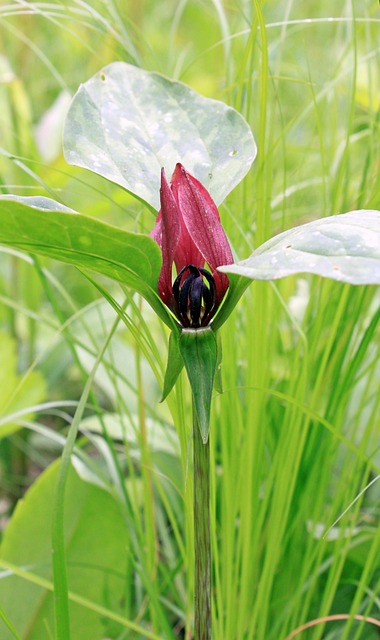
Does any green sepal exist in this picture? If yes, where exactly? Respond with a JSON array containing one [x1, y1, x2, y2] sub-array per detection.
[[179, 327, 218, 444], [212, 273, 251, 331], [161, 328, 184, 402]]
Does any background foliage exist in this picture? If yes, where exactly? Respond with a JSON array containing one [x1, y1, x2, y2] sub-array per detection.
[[0, 1, 379, 639]]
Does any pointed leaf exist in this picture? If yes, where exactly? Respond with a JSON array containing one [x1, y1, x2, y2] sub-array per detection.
[[179, 327, 218, 443], [0, 196, 174, 328], [219, 210, 380, 285], [63, 62, 256, 210]]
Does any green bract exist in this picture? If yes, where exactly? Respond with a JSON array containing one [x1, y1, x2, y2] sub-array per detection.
[[63, 62, 257, 210], [219, 210, 380, 285]]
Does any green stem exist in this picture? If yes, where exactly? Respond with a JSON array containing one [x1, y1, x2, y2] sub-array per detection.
[[193, 404, 211, 640]]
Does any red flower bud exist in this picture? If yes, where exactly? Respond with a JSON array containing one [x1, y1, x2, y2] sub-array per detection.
[[151, 163, 233, 327]]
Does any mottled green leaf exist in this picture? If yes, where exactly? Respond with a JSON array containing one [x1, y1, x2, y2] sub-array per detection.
[[219, 211, 380, 285], [0, 196, 174, 328], [63, 62, 256, 210]]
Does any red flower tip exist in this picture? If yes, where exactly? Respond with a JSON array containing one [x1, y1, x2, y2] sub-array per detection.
[[151, 163, 233, 328]]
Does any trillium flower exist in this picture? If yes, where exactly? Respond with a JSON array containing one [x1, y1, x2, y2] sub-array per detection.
[[151, 163, 234, 328]]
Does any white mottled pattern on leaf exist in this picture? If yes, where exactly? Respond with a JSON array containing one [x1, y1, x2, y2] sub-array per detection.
[[219, 211, 380, 285], [63, 62, 257, 210]]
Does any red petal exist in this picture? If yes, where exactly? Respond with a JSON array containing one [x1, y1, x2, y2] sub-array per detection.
[[174, 214, 203, 274], [171, 163, 233, 301], [150, 210, 162, 246], [151, 168, 181, 306]]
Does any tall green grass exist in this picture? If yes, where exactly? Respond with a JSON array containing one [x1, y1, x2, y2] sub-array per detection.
[[0, 1, 379, 638]]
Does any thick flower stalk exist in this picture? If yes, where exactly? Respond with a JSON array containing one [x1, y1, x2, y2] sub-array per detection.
[[151, 163, 234, 328]]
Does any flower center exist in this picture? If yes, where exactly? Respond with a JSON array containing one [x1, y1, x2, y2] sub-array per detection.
[[172, 264, 216, 328]]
